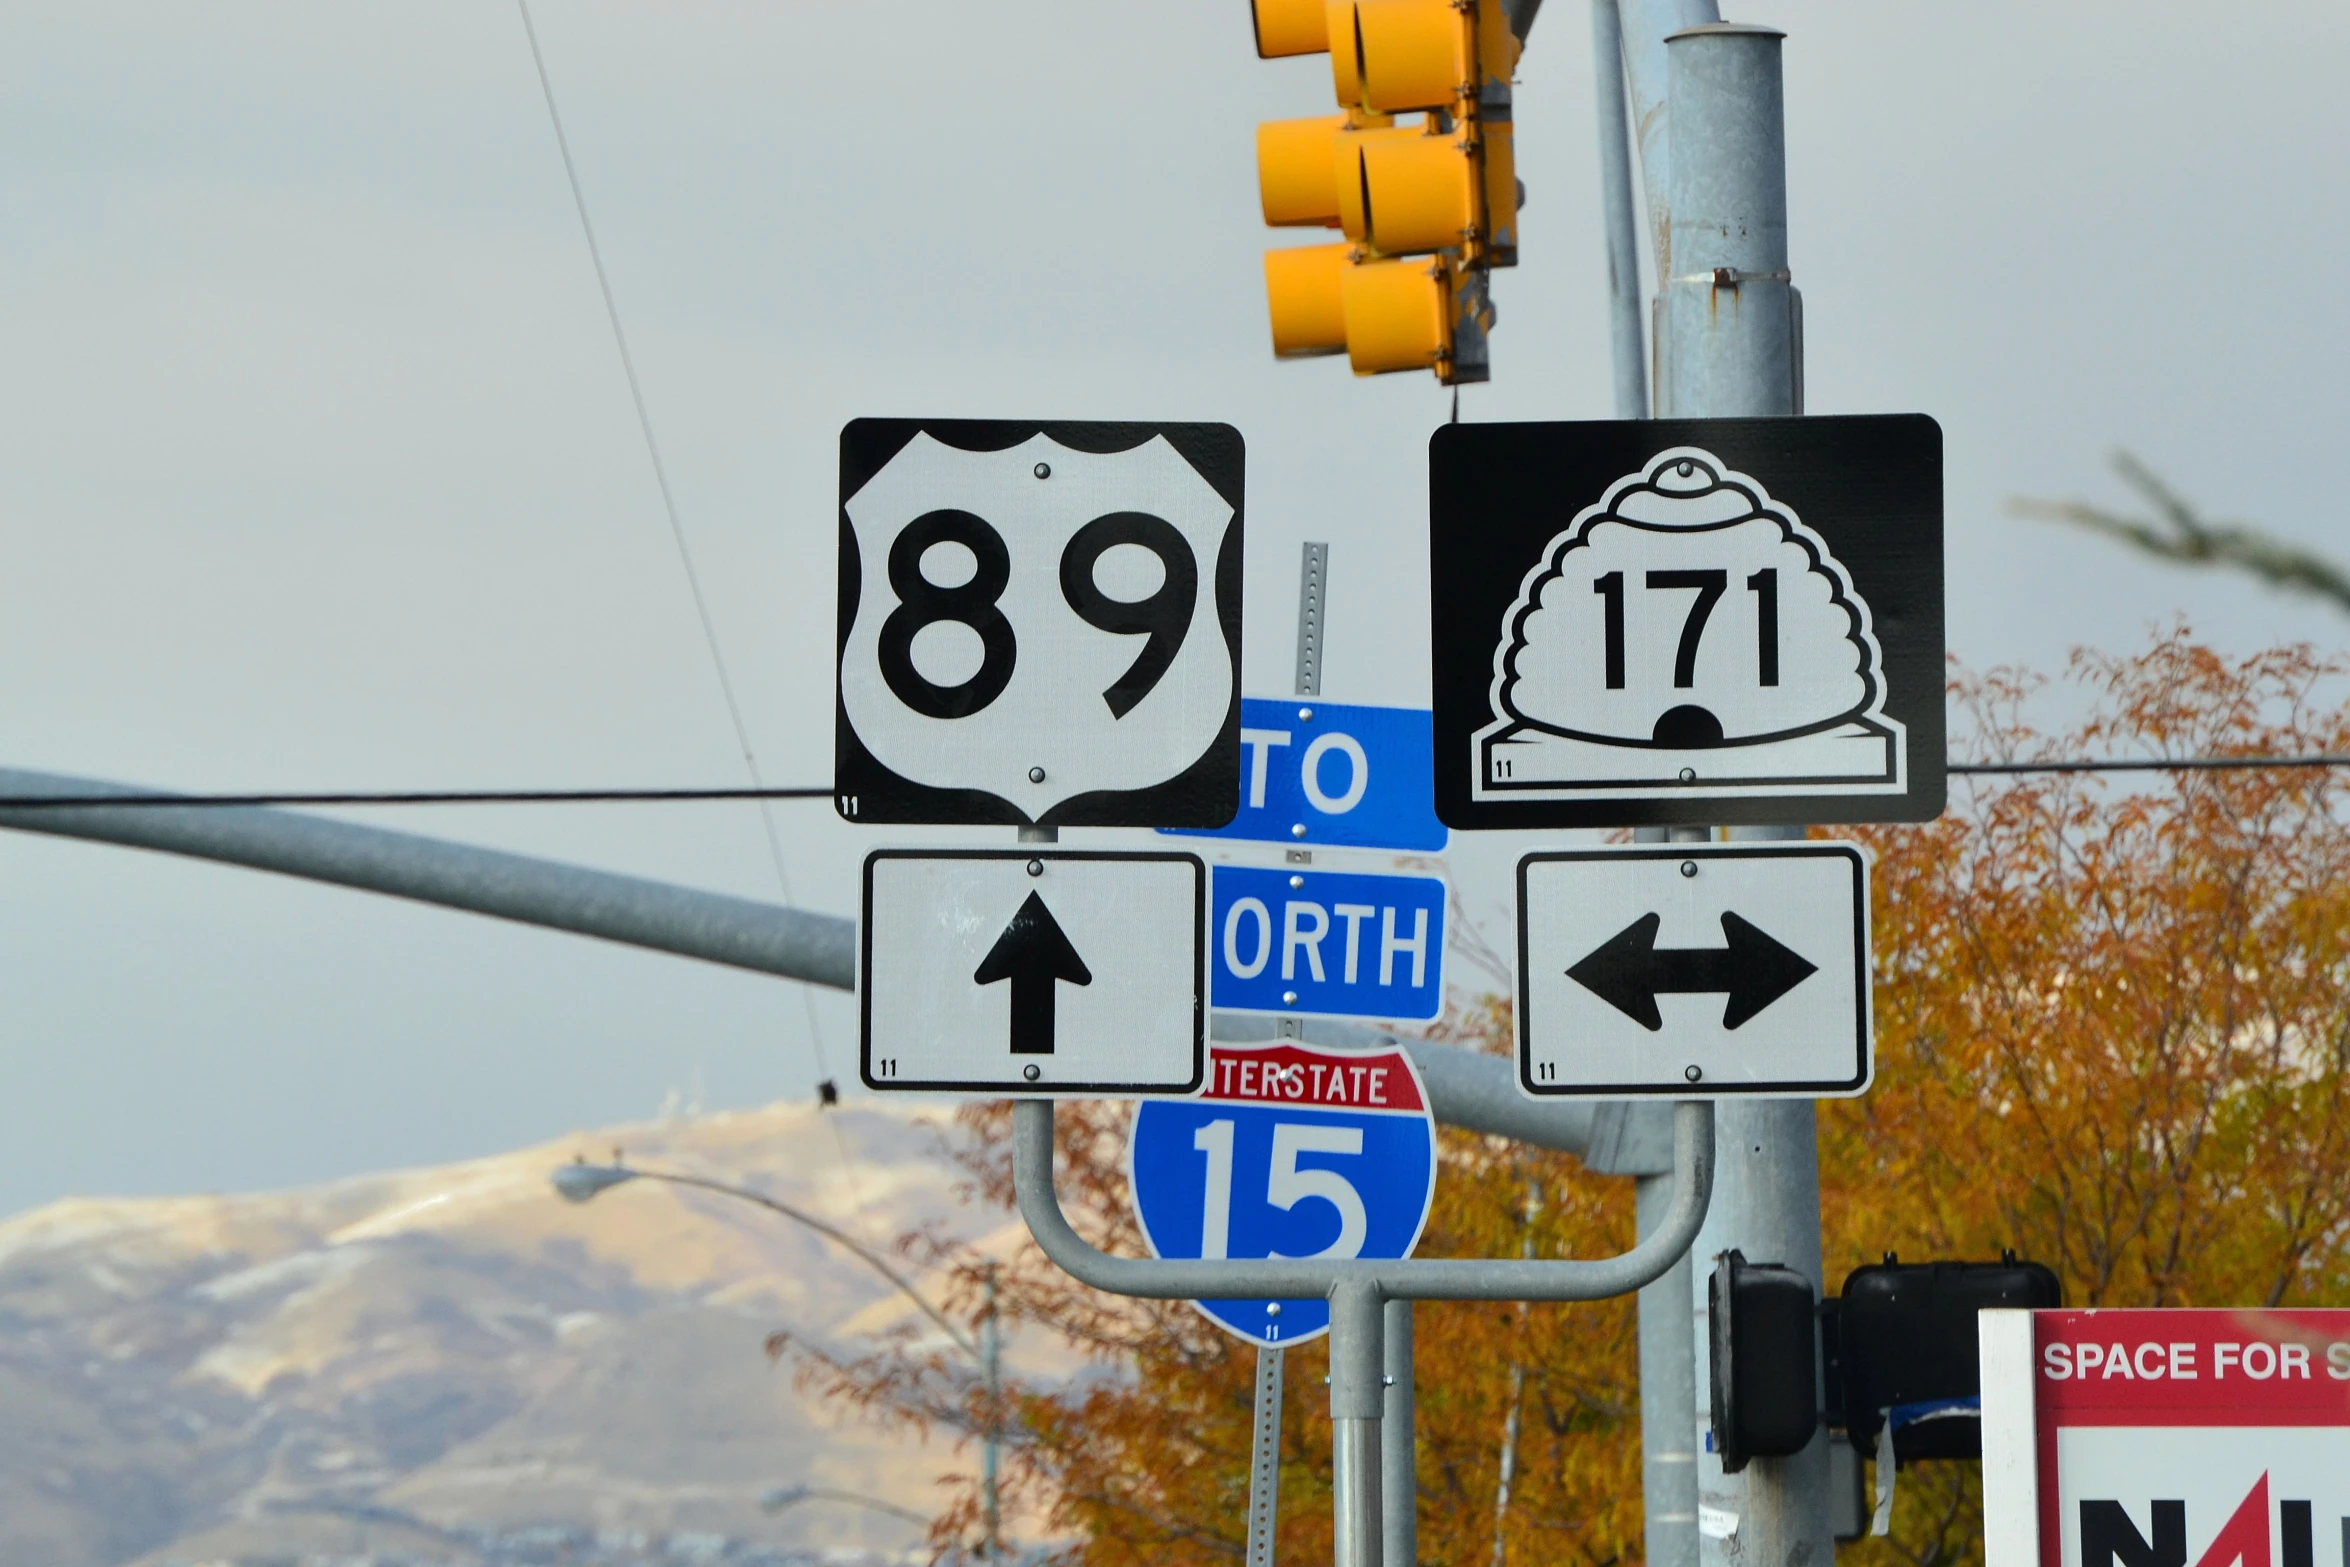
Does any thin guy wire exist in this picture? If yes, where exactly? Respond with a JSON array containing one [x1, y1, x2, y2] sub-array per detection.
[[0, 787, 833, 810], [516, 1, 843, 1107]]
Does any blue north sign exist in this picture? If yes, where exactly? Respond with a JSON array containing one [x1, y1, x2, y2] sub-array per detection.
[[1210, 863, 1445, 1021]]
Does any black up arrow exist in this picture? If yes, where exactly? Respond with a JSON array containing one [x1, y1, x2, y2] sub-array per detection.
[[973, 891, 1094, 1055], [1567, 911, 1816, 1032]]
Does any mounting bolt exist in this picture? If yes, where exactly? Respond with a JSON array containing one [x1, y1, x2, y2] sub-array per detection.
[[1023, 1064, 1041, 1082], [1678, 767, 1697, 782], [1685, 1064, 1703, 1083], [1033, 462, 1051, 479], [1028, 765, 1046, 783], [1297, 707, 1314, 722], [1026, 859, 1044, 877], [1282, 990, 1299, 1005], [1680, 860, 1699, 878], [1289, 874, 1305, 889], [1265, 1301, 1282, 1316], [1290, 823, 1308, 839]]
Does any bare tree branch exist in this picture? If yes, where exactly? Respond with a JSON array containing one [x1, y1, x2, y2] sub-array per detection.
[[2011, 452, 2350, 615]]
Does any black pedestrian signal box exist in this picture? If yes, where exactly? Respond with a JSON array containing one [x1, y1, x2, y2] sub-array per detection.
[[1836, 1257, 2062, 1459], [1709, 1250, 1818, 1472]]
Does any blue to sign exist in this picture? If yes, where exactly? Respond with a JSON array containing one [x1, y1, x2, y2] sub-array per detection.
[[1211, 864, 1445, 1021], [1130, 1041, 1437, 1348], [1166, 698, 1448, 852]]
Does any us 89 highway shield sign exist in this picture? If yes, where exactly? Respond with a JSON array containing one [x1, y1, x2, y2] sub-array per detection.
[[836, 420, 1244, 827]]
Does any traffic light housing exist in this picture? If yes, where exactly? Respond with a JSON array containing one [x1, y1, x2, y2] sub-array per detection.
[[1249, 0, 1520, 384], [1830, 1256, 2062, 1461], [1708, 1250, 1818, 1472]]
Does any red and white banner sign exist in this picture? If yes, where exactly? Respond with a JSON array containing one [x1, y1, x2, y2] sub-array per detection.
[[1197, 1041, 1429, 1114], [1981, 1309, 2350, 1567]]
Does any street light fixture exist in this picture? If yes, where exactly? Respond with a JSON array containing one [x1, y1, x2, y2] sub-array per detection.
[[551, 1155, 1005, 1554]]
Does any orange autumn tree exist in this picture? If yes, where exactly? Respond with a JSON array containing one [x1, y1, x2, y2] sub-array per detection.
[[779, 630, 2350, 1567], [1829, 632, 2350, 1564]]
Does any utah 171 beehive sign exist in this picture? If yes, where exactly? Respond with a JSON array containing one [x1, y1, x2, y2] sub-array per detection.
[[1429, 416, 1943, 830]]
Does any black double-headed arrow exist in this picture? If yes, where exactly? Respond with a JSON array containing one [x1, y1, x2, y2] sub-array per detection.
[[1567, 911, 1816, 1031], [974, 891, 1093, 1054]]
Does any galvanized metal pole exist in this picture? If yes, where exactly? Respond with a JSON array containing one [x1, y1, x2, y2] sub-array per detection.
[[1629, 821, 1709, 1567], [1589, 0, 1649, 420], [0, 767, 855, 989], [1615, 0, 1722, 293], [1636, 1173, 1701, 1567], [1653, 23, 1829, 1567], [1382, 1299, 1416, 1567], [1330, 1281, 1386, 1567], [1654, 24, 1798, 422]]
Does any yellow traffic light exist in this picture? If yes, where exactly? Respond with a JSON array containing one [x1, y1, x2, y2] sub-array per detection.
[[1248, 0, 1517, 384], [1339, 254, 1451, 374], [1264, 242, 1350, 357], [1335, 123, 1478, 255], [1257, 115, 1347, 227], [1330, 0, 1471, 115], [1251, 0, 1329, 58]]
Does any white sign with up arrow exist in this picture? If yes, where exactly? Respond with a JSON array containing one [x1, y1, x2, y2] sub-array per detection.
[[1516, 842, 1870, 1099], [861, 849, 1205, 1097]]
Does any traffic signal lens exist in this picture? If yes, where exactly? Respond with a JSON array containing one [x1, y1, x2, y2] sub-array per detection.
[[1336, 125, 1476, 254], [1331, 0, 1469, 113], [1258, 115, 1347, 227], [1340, 255, 1450, 374], [1264, 242, 1350, 357], [1252, 0, 1331, 58]]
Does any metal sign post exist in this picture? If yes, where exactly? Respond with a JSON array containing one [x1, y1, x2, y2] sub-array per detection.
[[1652, 27, 1834, 1567], [1016, 1096, 1715, 1567]]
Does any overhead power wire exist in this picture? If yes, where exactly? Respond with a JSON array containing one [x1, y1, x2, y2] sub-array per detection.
[[515, 1, 846, 1114], [3, 755, 2346, 813], [1947, 755, 2350, 776]]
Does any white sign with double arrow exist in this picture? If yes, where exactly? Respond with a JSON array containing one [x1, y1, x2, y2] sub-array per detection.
[[860, 849, 1206, 1097], [1516, 842, 1871, 1098]]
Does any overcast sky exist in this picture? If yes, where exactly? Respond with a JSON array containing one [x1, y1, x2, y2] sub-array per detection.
[[1, 1, 2345, 1219]]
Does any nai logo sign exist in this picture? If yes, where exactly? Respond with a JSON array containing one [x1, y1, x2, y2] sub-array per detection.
[[2015, 1310, 2350, 1567]]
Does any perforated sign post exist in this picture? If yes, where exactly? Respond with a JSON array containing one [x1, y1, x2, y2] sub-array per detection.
[[1978, 1308, 2350, 1567], [837, 419, 1244, 828], [1517, 842, 1871, 1098], [1129, 1040, 1437, 1347], [1428, 415, 1943, 830]]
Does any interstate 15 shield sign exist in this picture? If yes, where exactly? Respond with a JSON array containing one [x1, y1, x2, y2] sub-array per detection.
[[1428, 415, 1943, 830], [836, 419, 1244, 828], [1129, 1040, 1436, 1348]]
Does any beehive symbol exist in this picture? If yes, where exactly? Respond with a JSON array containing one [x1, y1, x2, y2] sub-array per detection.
[[1472, 447, 1904, 802]]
